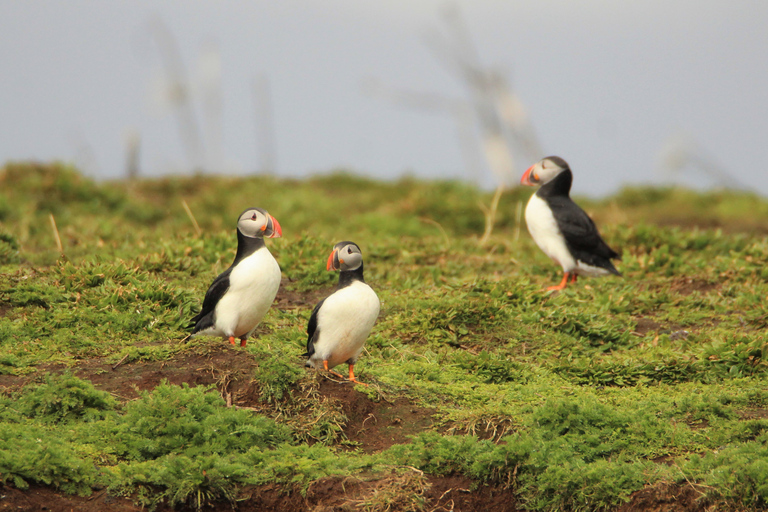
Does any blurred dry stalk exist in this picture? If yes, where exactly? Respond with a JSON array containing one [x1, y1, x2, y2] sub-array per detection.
[[368, 3, 542, 244], [124, 129, 141, 180], [49, 213, 64, 256], [143, 18, 276, 177], [148, 17, 206, 173], [252, 75, 278, 175], [182, 199, 202, 237]]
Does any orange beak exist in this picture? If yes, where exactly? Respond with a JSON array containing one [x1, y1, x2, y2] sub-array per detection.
[[326, 248, 339, 271], [262, 215, 282, 238], [521, 165, 537, 186]]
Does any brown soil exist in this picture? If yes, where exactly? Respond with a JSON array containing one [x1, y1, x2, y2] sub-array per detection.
[[634, 317, 665, 336], [0, 474, 519, 512], [616, 482, 711, 512], [668, 278, 719, 296], [741, 408, 768, 420], [274, 279, 334, 311], [314, 378, 436, 452], [0, 479, 720, 512], [632, 317, 686, 338]]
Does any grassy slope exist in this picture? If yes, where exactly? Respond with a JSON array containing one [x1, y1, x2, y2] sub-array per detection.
[[1, 162, 767, 511]]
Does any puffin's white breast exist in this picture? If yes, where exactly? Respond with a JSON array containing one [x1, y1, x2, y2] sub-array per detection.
[[525, 194, 575, 272], [214, 247, 281, 338], [310, 280, 380, 369]]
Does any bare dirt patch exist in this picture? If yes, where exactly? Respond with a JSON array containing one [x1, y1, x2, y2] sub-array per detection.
[[275, 279, 334, 311], [314, 378, 435, 452], [0, 477, 722, 512], [616, 482, 711, 512], [633, 317, 688, 340], [0, 474, 519, 512], [81, 343, 261, 403], [668, 277, 719, 296], [634, 317, 665, 336], [740, 408, 768, 420]]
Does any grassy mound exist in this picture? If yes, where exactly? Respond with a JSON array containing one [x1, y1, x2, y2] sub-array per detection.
[[1, 162, 767, 511]]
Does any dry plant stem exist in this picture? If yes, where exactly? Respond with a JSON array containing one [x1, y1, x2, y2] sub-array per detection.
[[419, 217, 450, 249], [111, 353, 130, 370], [479, 183, 505, 246], [513, 200, 523, 243], [182, 199, 202, 236], [49, 213, 64, 255]]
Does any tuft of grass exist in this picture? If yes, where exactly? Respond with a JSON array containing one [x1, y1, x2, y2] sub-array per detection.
[[355, 468, 431, 512], [0, 422, 99, 495], [109, 382, 292, 461], [7, 373, 116, 424]]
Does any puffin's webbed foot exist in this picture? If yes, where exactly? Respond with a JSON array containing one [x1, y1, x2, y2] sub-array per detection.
[[546, 272, 571, 292], [323, 360, 345, 380], [348, 364, 368, 386]]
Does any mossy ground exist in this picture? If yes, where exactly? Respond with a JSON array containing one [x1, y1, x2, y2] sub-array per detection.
[[1, 162, 767, 511]]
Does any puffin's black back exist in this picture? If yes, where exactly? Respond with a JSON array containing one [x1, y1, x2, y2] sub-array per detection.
[[537, 169, 621, 275]]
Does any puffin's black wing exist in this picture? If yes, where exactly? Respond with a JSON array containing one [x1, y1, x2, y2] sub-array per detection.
[[189, 268, 232, 333], [546, 196, 621, 274], [303, 298, 326, 357]]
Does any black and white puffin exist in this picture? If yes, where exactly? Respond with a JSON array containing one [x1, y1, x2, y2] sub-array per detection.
[[188, 207, 282, 346], [304, 241, 380, 384], [521, 156, 620, 291]]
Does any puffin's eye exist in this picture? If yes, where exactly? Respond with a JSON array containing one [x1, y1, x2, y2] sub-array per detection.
[[347, 247, 352, 254], [251, 213, 257, 220]]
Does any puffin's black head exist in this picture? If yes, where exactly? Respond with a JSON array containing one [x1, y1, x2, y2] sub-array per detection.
[[326, 241, 363, 271], [521, 156, 570, 186], [237, 207, 282, 239]]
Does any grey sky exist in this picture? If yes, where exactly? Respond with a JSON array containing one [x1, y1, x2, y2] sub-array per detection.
[[1, 1, 766, 196]]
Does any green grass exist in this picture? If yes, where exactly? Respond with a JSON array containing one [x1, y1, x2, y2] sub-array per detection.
[[1, 162, 768, 510]]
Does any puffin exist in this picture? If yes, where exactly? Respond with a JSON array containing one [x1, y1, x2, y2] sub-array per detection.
[[304, 241, 380, 384], [521, 156, 620, 291], [188, 207, 282, 346]]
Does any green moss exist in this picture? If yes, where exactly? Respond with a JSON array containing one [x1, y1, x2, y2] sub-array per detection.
[[5, 373, 116, 423]]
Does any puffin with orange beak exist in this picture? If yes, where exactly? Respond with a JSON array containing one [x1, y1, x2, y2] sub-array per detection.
[[305, 241, 380, 384], [521, 156, 620, 291], [188, 207, 282, 346]]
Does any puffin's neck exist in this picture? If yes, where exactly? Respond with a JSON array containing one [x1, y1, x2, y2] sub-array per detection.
[[536, 169, 572, 199], [233, 230, 266, 265], [337, 264, 365, 289]]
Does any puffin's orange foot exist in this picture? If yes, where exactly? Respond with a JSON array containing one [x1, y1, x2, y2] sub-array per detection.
[[348, 365, 368, 386], [323, 360, 345, 380], [228, 336, 236, 345], [546, 273, 570, 292], [240, 337, 247, 347]]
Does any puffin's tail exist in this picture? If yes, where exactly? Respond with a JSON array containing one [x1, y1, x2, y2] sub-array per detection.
[[603, 259, 622, 277]]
